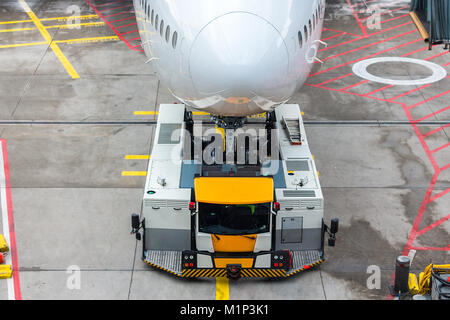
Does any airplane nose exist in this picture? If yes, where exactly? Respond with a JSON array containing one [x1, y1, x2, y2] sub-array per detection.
[[189, 12, 289, 97]]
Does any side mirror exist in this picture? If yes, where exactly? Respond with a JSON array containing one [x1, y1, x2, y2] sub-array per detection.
[[131, 213, 140, 230], [330, 218, 339, 234]]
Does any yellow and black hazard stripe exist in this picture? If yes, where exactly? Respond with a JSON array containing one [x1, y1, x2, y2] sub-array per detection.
[[286, 259, 324, 278], [240, 269, 286, 278], [145, 259, 324, 279], [182, 268, 286, 278], [182, 269, 227, 278], [144, 260, 183, 278]]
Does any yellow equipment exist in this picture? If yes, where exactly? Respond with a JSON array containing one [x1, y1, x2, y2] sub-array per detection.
[[0, 235, 9, 253], [408, 273, 419, 295], [409, 264, 450, 295], [0, 265, 12, 279]]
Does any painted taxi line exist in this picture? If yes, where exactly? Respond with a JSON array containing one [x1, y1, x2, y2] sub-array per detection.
[[1, 1, 122, 78], [122, 155, 150, 177]]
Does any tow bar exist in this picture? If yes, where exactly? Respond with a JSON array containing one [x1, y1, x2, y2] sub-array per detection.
[[227, 264, 242, 280]]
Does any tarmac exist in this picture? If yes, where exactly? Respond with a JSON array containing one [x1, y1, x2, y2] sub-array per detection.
[[0, 0, 448, 299]]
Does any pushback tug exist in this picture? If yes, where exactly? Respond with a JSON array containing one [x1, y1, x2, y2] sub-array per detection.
[[131, 104, 338, 279]]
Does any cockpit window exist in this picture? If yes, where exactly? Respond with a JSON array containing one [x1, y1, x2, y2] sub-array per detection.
[[198, 203, 271, 235], [298, 31, 303, 48], [304, 25, 308, 42], [155, 15, 159, 30], [151, 10, 154, 25]]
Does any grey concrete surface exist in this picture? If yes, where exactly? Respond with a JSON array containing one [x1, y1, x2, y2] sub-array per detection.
[[0, 0, 448, 300]]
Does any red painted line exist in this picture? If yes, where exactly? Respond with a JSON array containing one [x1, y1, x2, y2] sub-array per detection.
[[0, 139, 22, 300], [319, 29, 417, 63], [95, 0, 128, 8], [388, 84, 432, 101], [431, 142, 450, 154], [85, 0, 143, 52], [345, 0, 367, 36], [401, 46, 428, 57], [354, 0, 378, 9], [116, 22, 137, 29], [109, 16, 134, 23], [342, 80, 368, 91], [119, 29, 138, 36], [408, 90, 450, 110], [365, 13, 410, 29], [98, 4, 132, 13], [314, 73, 353, 86], [410, 245, 450, 252], [417, 214, 450, 237], [319, 21, 414, 52], [323, 28, 362, 38], [415, 105, 450, 123], [310, 38, 422, 77], [423, 123, 450, 138], [360, 5, 410, 21], [441, 163, 450, 172], [365, 85, 394, 97], [321, 33, 344, 41], [305, 83, 390, 103], [401, 172, 439, 256], [430, 188, 450, 202], [425, 51, 450, 61], [103, 10, 134, 18], [444, 62, 450, 67], [127, 36, 141, 41]]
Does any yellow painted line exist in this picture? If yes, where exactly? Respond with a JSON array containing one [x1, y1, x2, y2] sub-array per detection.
[[0, 41, 47, 49], [122, 171, 147, 177], [18, 0, 80, 79], [134, 111, 157, 115], [0, 36, 118, 49], [216, 277, 229, 300], [125, 155, 150, 160], [0, 14, 99, 25], [54, 36, 120, 45], [46, 21, 105, 30], [0, 27, 35, 33], [40, 14, 99, 22], [0, 22, 105, 33], [0, 19, 33, 25]]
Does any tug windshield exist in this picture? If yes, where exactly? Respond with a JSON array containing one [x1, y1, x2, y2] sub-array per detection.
[[198, 202, 271, 235]]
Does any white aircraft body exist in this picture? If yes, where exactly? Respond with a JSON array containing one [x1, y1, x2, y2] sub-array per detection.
[[134, 0, 326, 118]]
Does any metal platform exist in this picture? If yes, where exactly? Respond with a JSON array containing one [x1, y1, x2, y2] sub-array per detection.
[[144, 249, 324, 279]]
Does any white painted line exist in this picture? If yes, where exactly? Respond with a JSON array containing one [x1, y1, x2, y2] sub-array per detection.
[[353, 57, 447, 86]]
